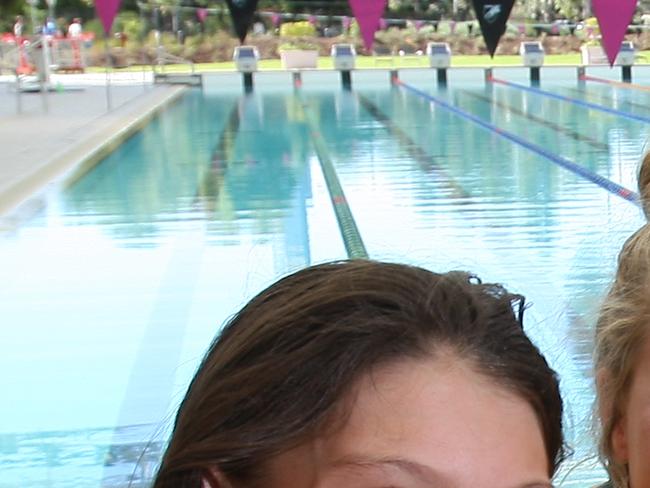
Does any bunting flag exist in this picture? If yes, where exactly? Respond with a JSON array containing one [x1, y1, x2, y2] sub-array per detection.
[[225, 0, 259, 43], [592, 0, 637, 65], [472, 0, 515, 57], [94, 0, 121, 34], [348, 0, 388, 51]]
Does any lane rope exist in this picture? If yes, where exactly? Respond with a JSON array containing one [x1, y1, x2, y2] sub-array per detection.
[[580, 74, 650, 93], [296, 94, 369, 259], [397, 80, 640, 206]]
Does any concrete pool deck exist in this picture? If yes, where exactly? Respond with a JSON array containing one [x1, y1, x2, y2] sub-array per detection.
[[0, 72, 187, 225]]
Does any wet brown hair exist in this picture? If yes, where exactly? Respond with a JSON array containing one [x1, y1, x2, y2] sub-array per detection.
[[595, 152, 650, 487], [153, 260, 564, 487]]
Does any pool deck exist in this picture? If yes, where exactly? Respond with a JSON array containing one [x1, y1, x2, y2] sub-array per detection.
[[0, 72, 187, 225]]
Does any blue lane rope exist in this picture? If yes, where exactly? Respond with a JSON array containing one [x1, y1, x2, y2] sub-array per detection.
[[398, 80, 640, 206], [490, 77, 650, 125]]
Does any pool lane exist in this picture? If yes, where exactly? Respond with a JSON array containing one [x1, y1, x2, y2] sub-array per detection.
[[563, 85, 650, 114], [356, 93, 469, 199], [0, 88, 347, 487], [315, 84, 644, 486], [398, 80, 639, 205], [490, 77, 650, 125], [459, 90, 610, 152]]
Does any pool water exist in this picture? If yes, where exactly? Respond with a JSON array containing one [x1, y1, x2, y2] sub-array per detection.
[[1, 68, 648, 487]]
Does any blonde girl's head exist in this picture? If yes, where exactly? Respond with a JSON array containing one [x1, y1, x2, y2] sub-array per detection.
[[595, 152, 650, 487]]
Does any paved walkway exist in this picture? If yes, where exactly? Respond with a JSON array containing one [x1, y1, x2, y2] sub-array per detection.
[[0, 72, 185, 221]]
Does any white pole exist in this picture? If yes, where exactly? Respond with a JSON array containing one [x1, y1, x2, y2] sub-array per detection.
[[40, 34, 50, 112], [27, 0, 37, 35], [104, 32, 112, 111]]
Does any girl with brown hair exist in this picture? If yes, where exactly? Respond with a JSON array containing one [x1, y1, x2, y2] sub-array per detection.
[[153, 260, 565, 488], [595, 153, 650, 488]]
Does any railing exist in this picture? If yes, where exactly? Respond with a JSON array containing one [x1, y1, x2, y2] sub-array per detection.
[[0, 40, 23, 74], [152, 44, 195, 75]]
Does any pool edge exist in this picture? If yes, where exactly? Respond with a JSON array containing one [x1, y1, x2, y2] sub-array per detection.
[[0, 85, 188, 227]]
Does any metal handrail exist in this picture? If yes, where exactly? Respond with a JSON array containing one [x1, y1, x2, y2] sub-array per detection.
[[0, 41, 23, 74], [153, 45, 195, 75]]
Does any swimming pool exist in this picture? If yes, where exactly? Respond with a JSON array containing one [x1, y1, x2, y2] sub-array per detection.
[[1, 67, 648, 487]]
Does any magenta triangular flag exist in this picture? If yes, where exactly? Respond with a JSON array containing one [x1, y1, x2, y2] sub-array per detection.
[[95, 0, 121, 34], [592, 0, 637, 66], [348, 0, 387, 51]]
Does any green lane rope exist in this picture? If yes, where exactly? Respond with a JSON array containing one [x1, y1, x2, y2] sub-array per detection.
[[297, 94, 368, 259]]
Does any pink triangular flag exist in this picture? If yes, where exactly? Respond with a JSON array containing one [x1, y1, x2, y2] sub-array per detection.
[[592, 0, 637, 65], [95, 0, 121, 35], [348, 0, 387, 51]]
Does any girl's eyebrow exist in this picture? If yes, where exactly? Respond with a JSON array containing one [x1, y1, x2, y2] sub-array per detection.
[[329, 456, 454, 486], [330, 456, 553, 488]]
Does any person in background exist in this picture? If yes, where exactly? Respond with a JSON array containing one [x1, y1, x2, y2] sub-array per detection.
[[13, 15, 24, 38], [152, 260, 565, 488], [595, 152, 650, 488], [67, 17, 82, 38], [43, 17, 57, 37]]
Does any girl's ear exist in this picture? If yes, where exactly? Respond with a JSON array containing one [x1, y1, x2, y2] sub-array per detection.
[[611, 416, 630, 464], [202, 469, 234, 488]]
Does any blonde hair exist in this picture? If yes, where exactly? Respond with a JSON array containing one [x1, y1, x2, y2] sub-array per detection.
[[595, 152, 650, 487]]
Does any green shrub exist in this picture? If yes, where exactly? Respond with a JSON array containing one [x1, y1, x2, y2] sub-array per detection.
[[84, 18, 104, 38], [349, 19, 360, 39], [280, 21, 316, 38], [114, 12, 142, 42], [279, 40, 317, 50]]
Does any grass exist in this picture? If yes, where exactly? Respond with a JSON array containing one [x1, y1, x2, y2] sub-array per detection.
[[89, 51, 650, 73]]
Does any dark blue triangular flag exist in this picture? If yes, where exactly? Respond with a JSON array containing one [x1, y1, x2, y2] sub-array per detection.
[[472, 0, 515, 57], [226, 0, 259, 43]]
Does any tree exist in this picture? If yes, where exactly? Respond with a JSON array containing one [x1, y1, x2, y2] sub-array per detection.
[[554, 0, 584, 19]]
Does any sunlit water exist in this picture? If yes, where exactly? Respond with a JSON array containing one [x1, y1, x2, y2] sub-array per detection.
[[1, 68, 648, 487]]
